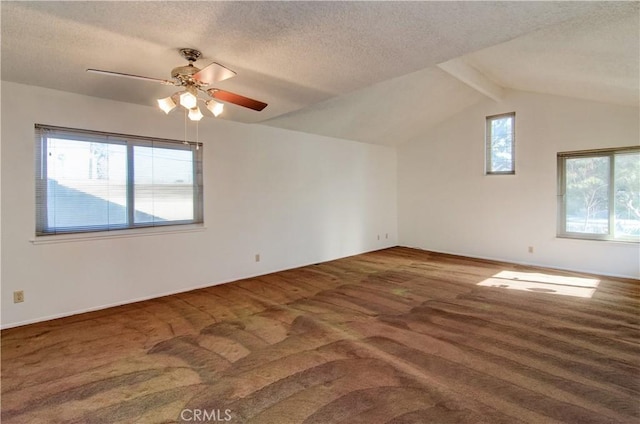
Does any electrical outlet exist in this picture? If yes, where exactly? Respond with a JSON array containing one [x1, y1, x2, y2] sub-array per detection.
[[255, 254, 260, 262], [528, 246, 534, 254], [377, 235, 380, 240], [385, 233, 389, 239], [13, 290, 24, 303]]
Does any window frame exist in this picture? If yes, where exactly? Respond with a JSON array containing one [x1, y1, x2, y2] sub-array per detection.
[[485, 112, 516, 175], [557, 146, 639, 243], [35, 124, 204, 237]]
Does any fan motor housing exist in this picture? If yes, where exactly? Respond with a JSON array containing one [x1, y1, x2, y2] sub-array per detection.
[[171, 65, 200, 82]]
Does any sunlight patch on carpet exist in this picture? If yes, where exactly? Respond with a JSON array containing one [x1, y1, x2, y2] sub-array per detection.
[[477, 271, 600, 298]]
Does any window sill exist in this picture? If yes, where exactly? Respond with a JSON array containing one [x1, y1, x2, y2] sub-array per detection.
[[485, 171, 516, 176], [556, 235, 639, 245], [30, 224, 207, 245]]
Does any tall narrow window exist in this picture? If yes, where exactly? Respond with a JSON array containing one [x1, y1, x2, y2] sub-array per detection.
[[485, 112, 515, 175], [35, 125, 203, 236], [558, 146, 639, 242]]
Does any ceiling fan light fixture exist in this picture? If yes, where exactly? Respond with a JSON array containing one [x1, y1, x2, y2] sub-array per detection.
[[179, 87, 198, 109], [206, 99, 224, 117], [88, 49, 267, 121], [188, 106, 204, 121], [157, 96, 177, 114]]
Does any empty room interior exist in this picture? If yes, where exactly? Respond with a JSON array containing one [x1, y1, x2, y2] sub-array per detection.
[[1, 2, 639, 423]]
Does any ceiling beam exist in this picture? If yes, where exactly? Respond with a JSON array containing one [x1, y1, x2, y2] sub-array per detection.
[[438, 58, 505, 102]]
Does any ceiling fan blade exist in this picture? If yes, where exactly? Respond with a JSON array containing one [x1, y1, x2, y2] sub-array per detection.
[[193, 62, 236, 85], [207, 89, 268, 111], [86, 69, 175, 85]]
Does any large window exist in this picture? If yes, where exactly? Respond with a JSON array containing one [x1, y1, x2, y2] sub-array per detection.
[[485, 112, 515, 175], [35, 125, 203, 236], [557, 146, 639, 242]]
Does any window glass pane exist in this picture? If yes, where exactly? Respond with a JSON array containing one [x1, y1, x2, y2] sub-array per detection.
[[565, 156, 610, 234], [134, 146, 194, 224], [487, 114, 514, 173], [36, 125, 203, 236], [46, 138, 127, 231], [614, 152, 640, 239]]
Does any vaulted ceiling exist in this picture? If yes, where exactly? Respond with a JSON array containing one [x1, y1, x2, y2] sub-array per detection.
[[2, 1, 638, 146]]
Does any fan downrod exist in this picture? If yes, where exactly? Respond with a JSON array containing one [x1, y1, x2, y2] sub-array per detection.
[[180, 48, 202, 63]]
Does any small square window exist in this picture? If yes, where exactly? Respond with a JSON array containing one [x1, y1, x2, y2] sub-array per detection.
[[486, 112, 515, 175]]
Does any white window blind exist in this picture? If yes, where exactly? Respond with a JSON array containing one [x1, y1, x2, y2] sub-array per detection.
[[35, 124, 203, 236]]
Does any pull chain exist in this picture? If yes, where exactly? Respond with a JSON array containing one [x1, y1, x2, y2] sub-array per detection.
[[184, 109, 188, 145]]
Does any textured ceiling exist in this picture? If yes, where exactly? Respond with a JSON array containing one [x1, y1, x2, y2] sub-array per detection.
[[466, 5, 639, 107], [1, 1, 638, 146]]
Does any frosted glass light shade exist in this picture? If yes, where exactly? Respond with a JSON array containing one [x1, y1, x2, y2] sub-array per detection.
[[179, 90, 197, 109], [206, 100, 224, 117], [188, 106, 204, 121], [157, 96, 176, 114]]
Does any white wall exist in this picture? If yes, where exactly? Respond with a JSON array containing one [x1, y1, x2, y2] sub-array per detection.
[[1, 81, 397, 328], [3, 83, 637, 329], [398, 90, 640, 279]]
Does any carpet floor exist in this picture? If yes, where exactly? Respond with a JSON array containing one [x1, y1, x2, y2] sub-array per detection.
[[2, 247, 638, 423]]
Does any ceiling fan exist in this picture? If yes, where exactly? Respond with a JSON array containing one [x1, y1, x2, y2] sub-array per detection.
[[87, 48, 267, 120]]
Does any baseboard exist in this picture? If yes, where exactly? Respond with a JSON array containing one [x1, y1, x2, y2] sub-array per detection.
[[400, 245, 639, 280], [1, 244, 397, 330]]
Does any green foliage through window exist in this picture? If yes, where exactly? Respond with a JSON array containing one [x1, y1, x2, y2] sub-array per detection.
[[486, 112, 515, 174], [558, 147, 639, 242]]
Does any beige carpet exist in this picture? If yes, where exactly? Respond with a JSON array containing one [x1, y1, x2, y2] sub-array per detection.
[[2, 247, 638, 423]]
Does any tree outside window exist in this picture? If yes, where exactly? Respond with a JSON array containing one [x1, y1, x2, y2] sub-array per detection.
[[559, 148, 639, 242], [486, 112, 515, 175]]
